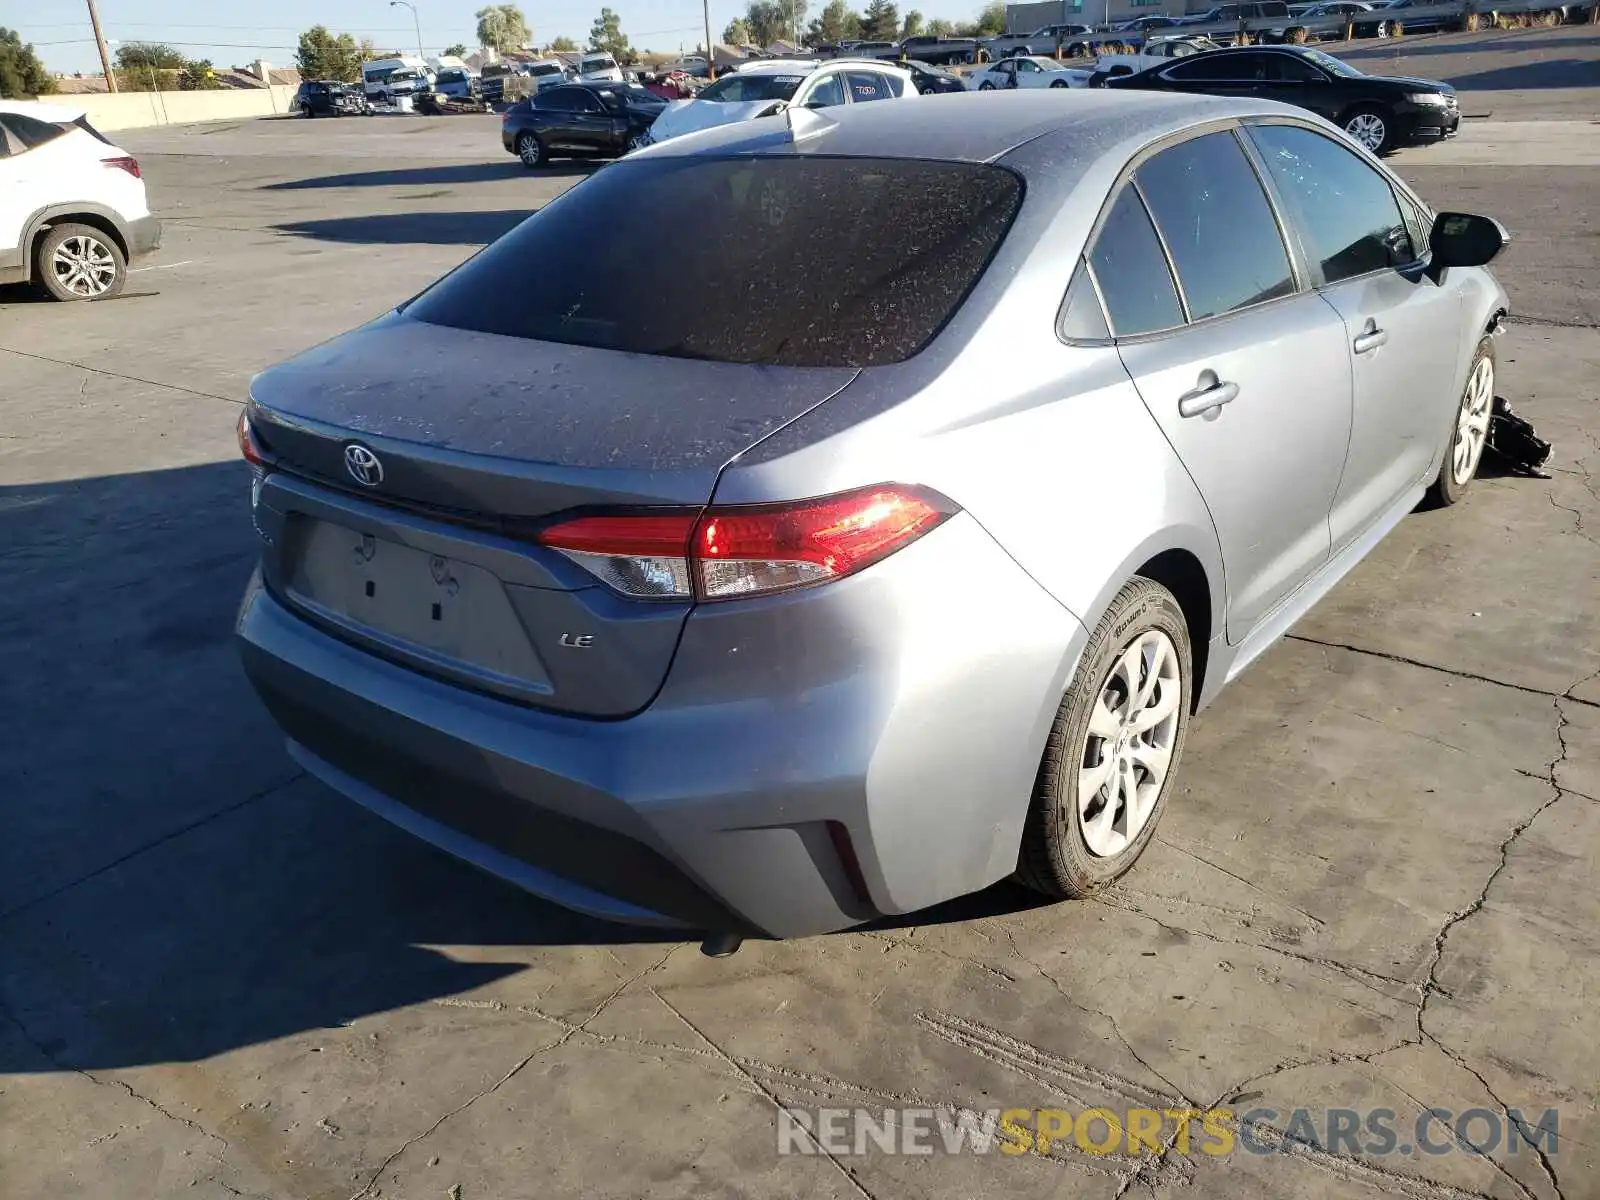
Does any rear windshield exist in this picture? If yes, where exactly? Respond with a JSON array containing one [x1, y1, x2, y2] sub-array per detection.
[[698, 73, 807, 102], [530, 63, 564, 77], [407, 156, 1023, 368]]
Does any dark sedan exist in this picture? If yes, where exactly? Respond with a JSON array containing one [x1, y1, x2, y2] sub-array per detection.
[[500, 82, 668, 169], [905, 60, 968, 94], [1106, 45, 1457, 153]]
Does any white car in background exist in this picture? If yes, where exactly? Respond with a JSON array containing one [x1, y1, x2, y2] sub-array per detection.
[[577, 52, 624, 82], [1088, 34, 1224, 85], [968, 55, 1093, 89], [639, 59, 918, 148], [0, 100, 160, 301]]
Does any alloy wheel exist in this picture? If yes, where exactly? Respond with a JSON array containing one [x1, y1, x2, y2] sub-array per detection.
[[518, 133, 543, 167], [1077, 629, 1182, 858], [1346, 111, 1386, 151], [50, 234, 118, 298], [1452, 355, 1494, 485]]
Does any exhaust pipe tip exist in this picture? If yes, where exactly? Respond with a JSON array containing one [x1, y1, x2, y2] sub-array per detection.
[[699, 932, 744, 958]]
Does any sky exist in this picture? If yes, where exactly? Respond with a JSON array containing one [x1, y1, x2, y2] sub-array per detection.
[[9, 0, 981, 76]]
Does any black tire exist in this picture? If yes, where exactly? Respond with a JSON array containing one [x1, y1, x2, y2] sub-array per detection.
[[1088, 71, 1109, 87], [1017, 578, 1193, 899], [301, 106, 313, 118], [517, 131, 545, 169], [1341, 102, 1394, 153], [1050, 79, 1071, 87], [979, 80, 996, 90], [34, 222, 126, 302], [1426, 336, 1495, 507]]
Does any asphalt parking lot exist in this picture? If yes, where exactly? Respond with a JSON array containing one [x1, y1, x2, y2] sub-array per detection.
[[2, 24, 1598, 1200]]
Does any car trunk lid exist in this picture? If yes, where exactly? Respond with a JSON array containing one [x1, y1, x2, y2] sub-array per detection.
[[248, 313, 859, 716]]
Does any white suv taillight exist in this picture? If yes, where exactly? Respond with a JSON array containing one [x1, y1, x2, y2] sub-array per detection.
[[537, 485, 956, 601], [102, 156, 141, 178]]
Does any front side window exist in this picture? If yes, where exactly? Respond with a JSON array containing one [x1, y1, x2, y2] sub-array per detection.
[[1087, 186, 1185, 337], [1270, 54, 1326, 82], [803, 73, 848, 107], [406, 157, 1024, 368], [538, 88, 581, 111], [1134, 131, 1295, 320], [1246, 122, 1415, 283]]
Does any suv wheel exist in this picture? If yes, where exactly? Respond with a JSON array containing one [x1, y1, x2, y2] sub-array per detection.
[[517, 131, 545, 169], [1017, 577, 1192, 898], [36, 223, 126, 302]]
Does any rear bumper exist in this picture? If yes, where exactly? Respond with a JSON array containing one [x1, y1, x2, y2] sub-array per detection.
[[237, 512, 1087, 938], [126, 214, 162, 260]]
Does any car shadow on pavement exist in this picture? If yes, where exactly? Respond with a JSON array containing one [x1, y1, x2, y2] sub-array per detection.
[[0, 459, 676, 1077], [275, 210, 538, 245], [1435, 58, 1600, 89], [262, 161, 599, 190], [1338, 33, 1600, 61]]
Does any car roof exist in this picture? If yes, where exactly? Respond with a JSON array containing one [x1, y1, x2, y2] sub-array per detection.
[[644, 89, 1297, 171], [0, 98, 86, 121]]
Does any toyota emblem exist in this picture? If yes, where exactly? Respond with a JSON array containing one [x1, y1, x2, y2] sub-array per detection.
[[344, 444, 383, 487]]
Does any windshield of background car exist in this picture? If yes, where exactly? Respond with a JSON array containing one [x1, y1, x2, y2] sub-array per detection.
[[1303, 47, 1362, 75], [698, 73, 807, 102], [581, 56, 616, 71], [406, 157, 1025, 367], [437, 69, 467, 83]]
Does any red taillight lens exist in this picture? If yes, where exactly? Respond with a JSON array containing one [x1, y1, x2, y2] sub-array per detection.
[[103, 156, 141, 178], [536, 485, 955, 602], [695, 486, 951, 599], [237, 410, 264, 467]]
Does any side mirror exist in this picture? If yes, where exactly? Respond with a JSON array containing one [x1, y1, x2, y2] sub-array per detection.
[[1429, 211, 1509, 271]]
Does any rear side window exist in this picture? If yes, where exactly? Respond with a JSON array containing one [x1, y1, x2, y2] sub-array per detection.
[[845, 71, 892, 101], [1166, 54, 1249, 80], [1247, 123, 1415, 282], [1087, 186, 1185, 337], [1135, 131, 1295, 320], [406, 157, 1024, 368], [0, 113, 67, 151]]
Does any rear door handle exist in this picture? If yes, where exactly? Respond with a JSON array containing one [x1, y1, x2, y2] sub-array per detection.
[[1178, 377, 1239, 418], [1353, 324, 1389, 354]]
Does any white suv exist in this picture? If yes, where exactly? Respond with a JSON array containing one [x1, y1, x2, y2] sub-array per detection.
[[0, 100, 160, 302], [640, 59, 918, 148]]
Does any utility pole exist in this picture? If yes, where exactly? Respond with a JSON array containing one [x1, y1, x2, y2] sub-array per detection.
[[86, 0, 117, 93], [703, 0, 714, 76], [390, 0, 424, 60]]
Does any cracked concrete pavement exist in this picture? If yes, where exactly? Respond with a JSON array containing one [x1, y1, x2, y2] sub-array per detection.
[[3, 35, 1598, 1199]]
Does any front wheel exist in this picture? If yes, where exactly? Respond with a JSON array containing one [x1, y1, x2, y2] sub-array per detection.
[[1050, 79, 1070, 88], [1342, 103, 1393, 153], [36, 223, 126, 302], [1427, 337, 1495, 507], [1088, 71, 1109, 88], [517, 131, 545, 169], [1017, 578, 1192, 899], [979, 80, 996, 90]]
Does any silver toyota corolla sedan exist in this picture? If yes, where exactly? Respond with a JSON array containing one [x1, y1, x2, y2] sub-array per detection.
[[237, 91, 1508, 941]]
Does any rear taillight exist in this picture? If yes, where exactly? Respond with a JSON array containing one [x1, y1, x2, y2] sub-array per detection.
[[237, 410, 264, 467], [102, 155, 141, 178], [537, 484, 955, 602]]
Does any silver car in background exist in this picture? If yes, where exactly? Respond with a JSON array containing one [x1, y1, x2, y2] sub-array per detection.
[[237, 93, 1508, 940]]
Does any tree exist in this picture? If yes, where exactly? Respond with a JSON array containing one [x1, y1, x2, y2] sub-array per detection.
[[589, 8, 631, 57], [743, 1, 785, 44], [295, 26, 364, 83], [0, 27, 54, 97], [902, 10, 924, 37], [859, 0, 900, 40], [974, 0, 1006, 35], [443, 42, 468, 57], [926, 17, 955, 35], [115, 42, 186, 70], [550, 35, 580, 51], [178, 58, 223, 89], [806, 0, 863, 44], [476, 5, 530, 51], [723, 17, 754, 44]]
